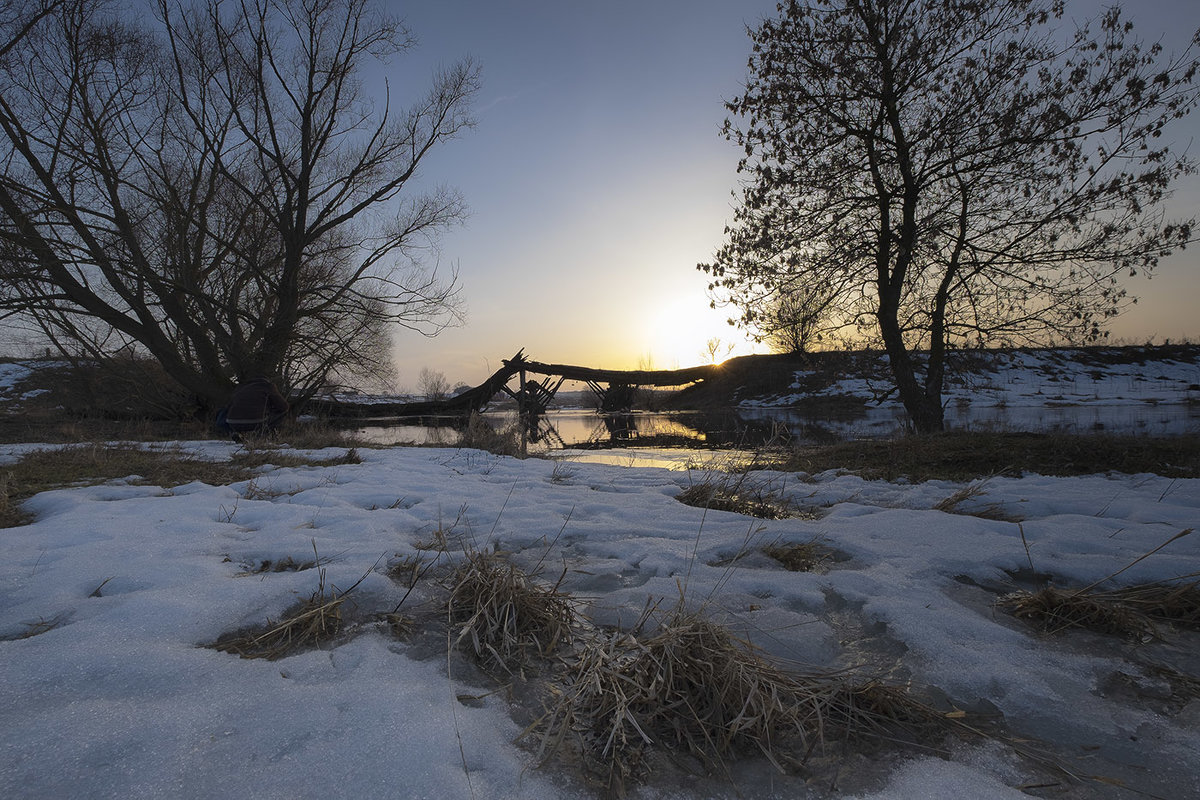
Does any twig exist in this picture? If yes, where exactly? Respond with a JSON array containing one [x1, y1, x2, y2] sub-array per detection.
[[1018, 523, 1035, 573], [1075, 529, 1194, 595]]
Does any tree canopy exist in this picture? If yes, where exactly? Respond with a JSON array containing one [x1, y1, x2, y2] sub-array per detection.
[[702, 0, 1199, 431], [0, 0, 477, 412]]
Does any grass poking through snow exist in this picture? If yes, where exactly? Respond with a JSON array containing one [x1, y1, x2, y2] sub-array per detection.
[[1000, 577, 1200, 640], [763, 538, 832, 572], [676, 470, 794, 519], [209, 546, 371, 660], [531, 606, 944, 797], [447, 552, 574, 673]]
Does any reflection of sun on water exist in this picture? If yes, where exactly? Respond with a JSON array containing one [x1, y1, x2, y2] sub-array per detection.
[[646, 298, 754, 369]]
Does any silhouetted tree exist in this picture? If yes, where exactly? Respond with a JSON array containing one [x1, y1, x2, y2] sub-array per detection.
[[760, 281, 843, 354], [418, 367, 449, 401], [0, 0, 476, 411], [702, 0, 1198, 431]]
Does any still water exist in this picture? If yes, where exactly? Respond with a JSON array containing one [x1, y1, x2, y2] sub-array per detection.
[[351, 401, 1199, 463]]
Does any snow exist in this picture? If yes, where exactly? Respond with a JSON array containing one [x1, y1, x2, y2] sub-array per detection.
[[745, 347, 1200, 438], [2, 441, 1198, 798]]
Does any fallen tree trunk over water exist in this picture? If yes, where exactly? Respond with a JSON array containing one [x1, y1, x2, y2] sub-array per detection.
[[306, 350, 720, 418]]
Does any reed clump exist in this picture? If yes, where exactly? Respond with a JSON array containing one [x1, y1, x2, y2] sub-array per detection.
[[448, 552, 574, 672], [458, 413, 523, 457], [677, 470, 793, 520], [1000, 578, 1200, 640], [532, 608, 940, 796]]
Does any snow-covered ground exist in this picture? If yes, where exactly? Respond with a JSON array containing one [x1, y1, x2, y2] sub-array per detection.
[[2, 441, 1198, 798], [743, 347, 1200, 439]]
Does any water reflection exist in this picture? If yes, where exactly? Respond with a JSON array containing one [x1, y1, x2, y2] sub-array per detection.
[[353, 401, 1199, 453]]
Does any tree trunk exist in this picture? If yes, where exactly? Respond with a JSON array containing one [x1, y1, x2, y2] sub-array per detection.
[[877, 310, 944, 434]]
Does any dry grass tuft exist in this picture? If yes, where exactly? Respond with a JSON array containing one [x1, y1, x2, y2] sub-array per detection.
[[210, 586, 346, 660], [232, 446, 362, 471], [0, 469, 25, 528], [763, 538, 832, 572], [447, 552, 574, 673], [1109, 579, 1200, 628], [457, 412, 524, 457], [677, 471, 793, 520], [931, 478, 1020, 521], [532, 608, 940, 796], [210, 548, 367, 660], [1000, 533, 1198, 639], [271, 421, 364, 450], [387, 554, 428, 588], [998, 586, 1160, 640]]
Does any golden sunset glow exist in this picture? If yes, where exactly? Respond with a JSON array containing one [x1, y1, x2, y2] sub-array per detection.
[[643, 296, 752, 369]]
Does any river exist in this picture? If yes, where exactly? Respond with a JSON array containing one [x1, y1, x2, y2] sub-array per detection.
[[348, 400, 1199, 468]]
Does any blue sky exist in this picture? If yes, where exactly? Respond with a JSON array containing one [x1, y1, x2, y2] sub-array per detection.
[[388, 1, 1200, 388]]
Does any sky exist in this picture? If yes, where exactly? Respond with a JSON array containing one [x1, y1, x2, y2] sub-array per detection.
[[386, 1, 1200, 388]]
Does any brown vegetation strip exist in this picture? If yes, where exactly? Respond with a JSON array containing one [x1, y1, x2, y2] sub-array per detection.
[[0, 442, 361, 528], [775, 432, 1200, 481]]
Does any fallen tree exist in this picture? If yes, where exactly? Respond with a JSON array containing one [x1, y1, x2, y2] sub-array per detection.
[[306, 350, 721, 418]]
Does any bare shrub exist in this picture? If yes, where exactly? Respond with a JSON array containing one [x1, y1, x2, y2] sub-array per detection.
[[418, 367, 450, 401]]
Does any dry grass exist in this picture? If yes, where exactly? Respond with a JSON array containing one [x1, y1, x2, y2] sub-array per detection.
[[457, 412, 524, 457], [233, 446, 362, 471], [210, 589, 345, 660], [387, 554, 428, 589], [776, 432, 1200, 481], [212, 589, 346, 660], [0, 444, 258, 528], [270, 420, 364, 450], [241, 556, 318, 574], [0, 469, 20, 528], [1109, 579, 1200, 629], [763, 538, 832, 572], [999, 586, 1164, 640], [1001, 530, 1198, 639], [447, 552, 574, 673], [0, 442, 364, 529], [932, 478, 1021, 522], [677, 470, 793, 520], [1, 612, 71, 641], [531, 608, 941, 797], [210, 552, 362, 660]]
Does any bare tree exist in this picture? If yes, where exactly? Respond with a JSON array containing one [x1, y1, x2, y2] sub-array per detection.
[[417, 366, 449, 401], [759, 280, 843, 354], [0, 0, 476, 412], [700, 337, 734, 364], [702, 0, 1198, 432]]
